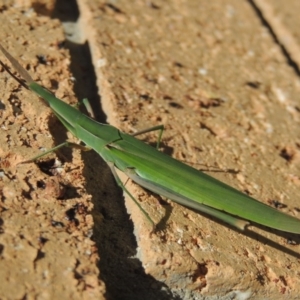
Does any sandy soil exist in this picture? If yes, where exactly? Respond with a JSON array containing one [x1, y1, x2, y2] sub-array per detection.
[[1, 0, 300, 299]]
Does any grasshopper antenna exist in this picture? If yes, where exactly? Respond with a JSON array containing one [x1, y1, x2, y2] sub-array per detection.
[[0, 43, 34, 88]]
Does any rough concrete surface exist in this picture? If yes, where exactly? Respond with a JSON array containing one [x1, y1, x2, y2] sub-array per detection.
[[1, 0, 300, 299]]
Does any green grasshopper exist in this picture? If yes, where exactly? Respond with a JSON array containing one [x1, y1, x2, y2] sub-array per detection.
[[1, 43, 300, 234]]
